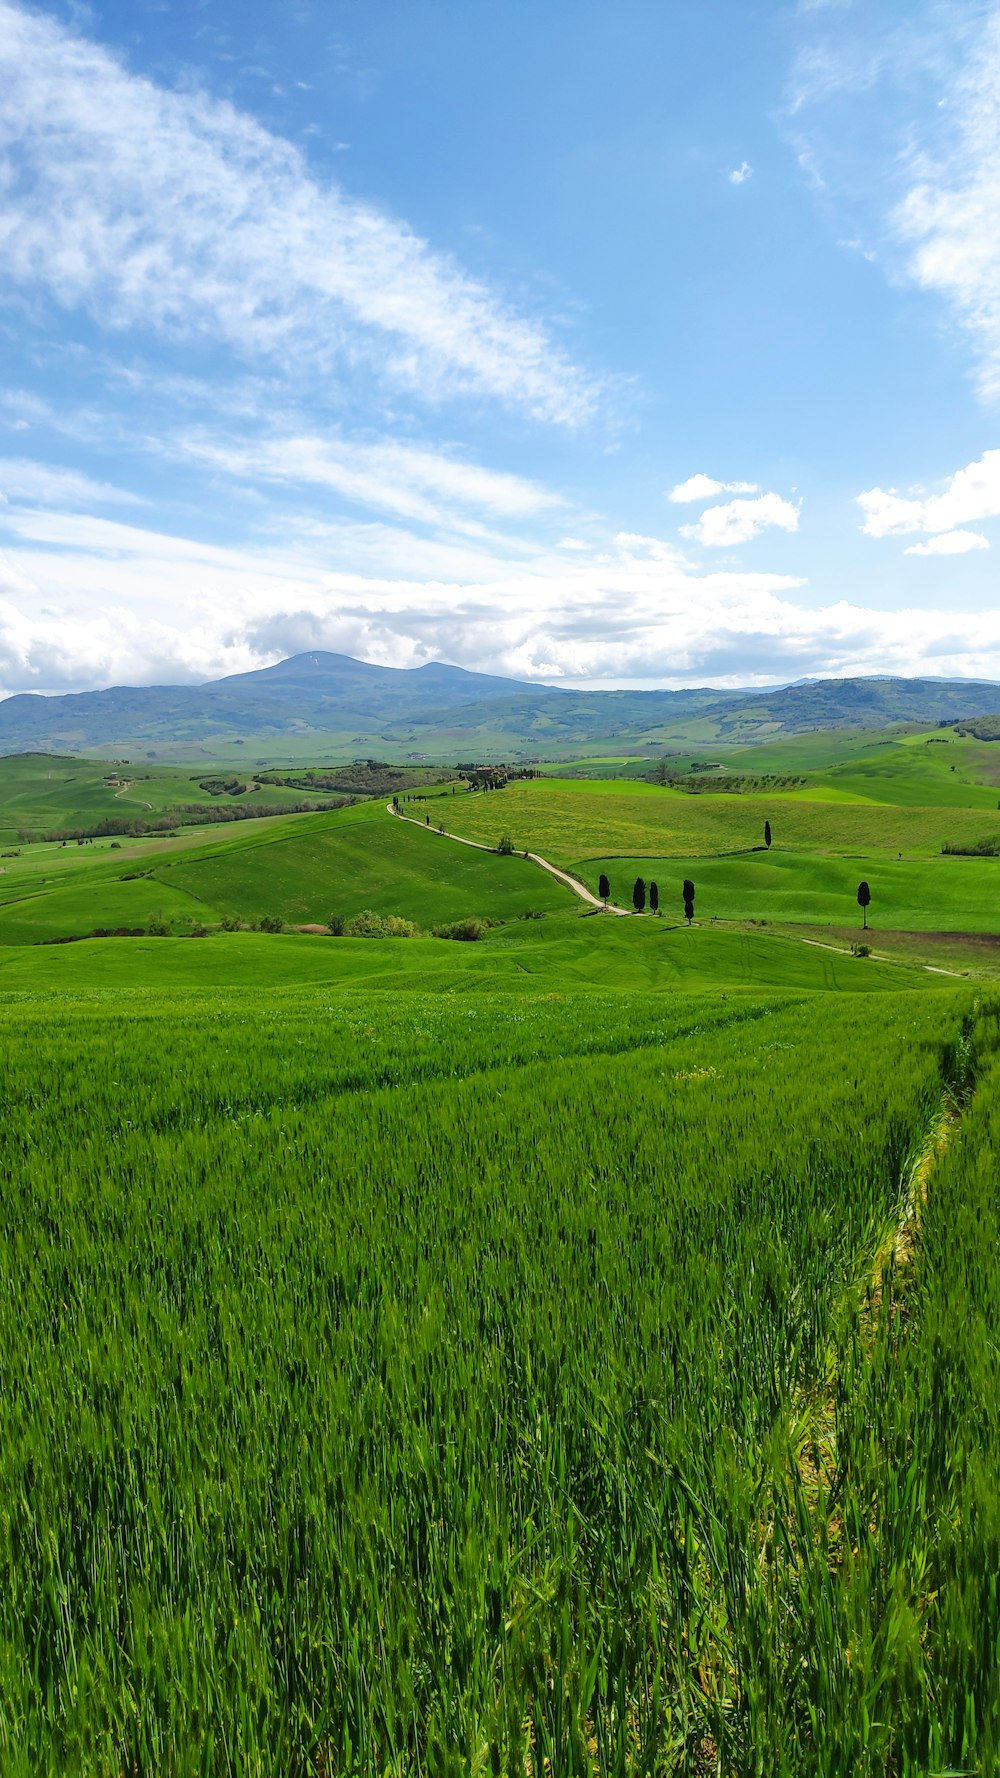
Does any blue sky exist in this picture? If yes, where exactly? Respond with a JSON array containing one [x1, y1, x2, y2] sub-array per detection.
[[0, 0, 999, 694]]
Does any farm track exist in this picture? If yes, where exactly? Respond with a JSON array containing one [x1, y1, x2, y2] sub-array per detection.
[[802, 936, 965, 978], [387, 802, 633, 914], [790, 1083, 964, 1562], [389, 804, 972, 970]]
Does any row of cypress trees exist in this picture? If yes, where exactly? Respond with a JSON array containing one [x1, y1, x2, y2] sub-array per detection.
[[597, 874, 697, 923], [599, 860, 873, 928]]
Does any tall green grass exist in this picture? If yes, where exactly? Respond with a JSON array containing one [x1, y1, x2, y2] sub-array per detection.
[[0, 984, 981, 1773]]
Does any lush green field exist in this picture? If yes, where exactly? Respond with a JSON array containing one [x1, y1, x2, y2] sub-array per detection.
[[439, 777, 1000, 863], [581, 850, 1000, 933], [2, 980, 992, 1773], [0, 752, 349, 845], [0, 916, 933, 995], [5, 723, 1000, 1771], [0, 802, 564, 945], [4, 729, 1000, 952]]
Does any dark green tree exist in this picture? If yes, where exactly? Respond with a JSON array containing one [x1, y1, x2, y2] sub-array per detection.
[[632, 876, 646, 914], [649, 880, 659, 914], [857, 880, 871, 929], [683, 878, 695, 924], [598, 872, 610, 907], [764, 819, 772, 849]]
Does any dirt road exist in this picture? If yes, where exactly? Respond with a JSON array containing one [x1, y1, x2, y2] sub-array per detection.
[[386, 802, 632, 914]]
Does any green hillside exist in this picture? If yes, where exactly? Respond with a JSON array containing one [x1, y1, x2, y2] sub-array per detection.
[[0, 799, 565, 945], [438, 775, 1000, 862], [582, 850, 1000, 932], [0, 917, 930, 995], [0, 750, 351, 845]]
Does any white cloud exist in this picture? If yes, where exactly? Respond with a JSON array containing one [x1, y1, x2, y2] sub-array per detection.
[[680, 492, 801, 547], [729, 162, 753, 185], [856, 488, 927, 538], [667, 473, 759, 503], [858, 448, 1000, 539], [904, 529, 989, 556], [5, 499, 998, 699], [895, 15, 1000, 402], [0, 1, 599, 425]]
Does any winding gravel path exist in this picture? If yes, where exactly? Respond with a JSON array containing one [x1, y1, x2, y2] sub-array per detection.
[[386, 801, 632, 914]]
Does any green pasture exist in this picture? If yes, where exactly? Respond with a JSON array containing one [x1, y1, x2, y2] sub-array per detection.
[[707, 726, 907, 774], [0, 750, 345, 844], [584, 848, 1000, 933], [0, 914, 931, 996], [820, 733, 1000, 808], [4, 722, 1000, 1771], [538, 753, 654, 778], [153, 800, 565, 930], [3, 983, 992, 1771], [440, 777, 1000, 862], [0, 801, 566, 944]]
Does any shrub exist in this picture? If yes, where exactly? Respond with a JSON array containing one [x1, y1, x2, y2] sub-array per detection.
[[942, 837, 1000, 857], [328, 915, 347, 937], [497, 835, 516, 855], [432, 916, 502, 942], [343, 910, 421, 938], [256, 915, 285, 934], [147, 920, 170, 937], [220, 915, 244, 932]]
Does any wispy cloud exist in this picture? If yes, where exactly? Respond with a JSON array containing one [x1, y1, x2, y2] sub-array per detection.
[[787, 4, 1000, 402], [681, 492, 800, 547], [895, 14, 1000, 402], [729, 161, 753, 185], [0, 458, 143, 508], [0, 1, 600, 424], [174, 433, 561, 530]]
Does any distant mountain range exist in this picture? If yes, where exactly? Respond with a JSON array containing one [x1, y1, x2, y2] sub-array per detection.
[[1, 653, 999, 760]]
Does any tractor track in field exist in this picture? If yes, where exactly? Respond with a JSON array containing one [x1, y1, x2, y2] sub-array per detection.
[[386, 802, 633, 914], [802, 936, 965, 978]]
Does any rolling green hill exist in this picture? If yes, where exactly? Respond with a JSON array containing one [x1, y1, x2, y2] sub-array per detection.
[[152, 800, 565, 930], [0, 750, 352, 846], [0, 917, 929, 995], [0, 799, 565, 945], [581, 850, 1000, 933], [437, 775, 1000, 862]]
